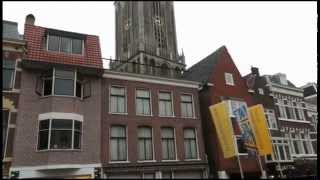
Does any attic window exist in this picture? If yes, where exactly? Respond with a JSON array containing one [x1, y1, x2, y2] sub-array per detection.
[[225, 73, 234, 86], [46, 34, 83, 55]]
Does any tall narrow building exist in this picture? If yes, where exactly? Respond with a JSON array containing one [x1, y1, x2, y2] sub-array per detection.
[[111, 1, 185, 78]]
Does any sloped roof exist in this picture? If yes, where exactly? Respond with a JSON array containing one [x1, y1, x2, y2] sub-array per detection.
[[182, 46, 225, 83], [268, 75, 296, 88], [3, 20, 23, 41]]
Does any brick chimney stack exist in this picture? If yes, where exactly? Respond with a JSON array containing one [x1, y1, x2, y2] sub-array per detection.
[[25, 14, 35, 25]]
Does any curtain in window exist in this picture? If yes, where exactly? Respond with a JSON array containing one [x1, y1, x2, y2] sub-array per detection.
[[136, 90, 151, 115], [184, 129, 197, 159], [161, 128, 175, 160], [159, 92, 172, 116], [181, 95, 193, 117], [138, 127, 153, 160], [110, 87, 126, 113], [110, 126, 127, 161]]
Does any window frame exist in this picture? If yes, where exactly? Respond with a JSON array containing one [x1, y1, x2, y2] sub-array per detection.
[[183, 128, 199, 160], [224, 72, 235, 86], [265, 109, 278, 130], [180, 93, 195, 119], [158, 90, 175, 117], [109, 125, 129, 162], [36, 119, 83, 151], [2, 109, 10, 160], [265, 137, 293, 163], [137, 126, 155, 162], [2, 59, 17, 91], [46, 34, 84, 55], [109, 85, 128, 115], [135, 88, 152, 116], [161, 127, 177, 161]]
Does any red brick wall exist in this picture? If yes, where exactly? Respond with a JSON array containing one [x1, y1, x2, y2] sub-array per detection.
[[24, 24, 103, 69], [101, 78, 207, 165]]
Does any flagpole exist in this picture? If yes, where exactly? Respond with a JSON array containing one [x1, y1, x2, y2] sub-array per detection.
[[233, 134, 244, 179], [256, 153, 267, 178]]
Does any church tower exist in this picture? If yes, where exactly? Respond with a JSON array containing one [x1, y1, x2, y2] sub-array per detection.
[[110, 1, 186, 78]]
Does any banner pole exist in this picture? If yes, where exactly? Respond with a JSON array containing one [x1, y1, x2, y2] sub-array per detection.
[[233, 134, 244, 179], [256, 153, 266, 178]]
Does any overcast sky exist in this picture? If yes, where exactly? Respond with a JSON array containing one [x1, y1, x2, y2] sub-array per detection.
[[3, 1, 317, 87]]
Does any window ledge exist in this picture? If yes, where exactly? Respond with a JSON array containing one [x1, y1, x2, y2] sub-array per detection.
[[109, 161, 130, 164], [109, 112, 128, 115], [2, 89, 20, 93], [181, 116, 197, 119], [137, 160, 157, 163], [159, 115, 176, 118], [136, 114, 153, 117], [40, 95, 83, 101], [37, 149, 82, 152], [238, 153, 249, 156], [161, 159, 179, 162], [278, 118, 310, 123], [184, 158, 201, 161]]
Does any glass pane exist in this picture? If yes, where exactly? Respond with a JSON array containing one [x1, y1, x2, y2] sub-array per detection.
[[190, 140, 197, 158], [60, 37, 72, 53], [184, 141, 190, 159], [181, 95, 192, 102], [184, 129, 195, 138], [162, 140, 168, 159], [146, 140, 153, 160], [162, 128, 174, 138], [110, 139, 118, 161], [110, 96, 117, 112], [51, 119, 73, 129], [72, 39, 82, 54], [138, 127, 151, 138], [168, 140, 175, 159], [39, 120, 49, 130], [119, 139, 127, 160], [76, 81, 82, 98], [165, 102, 172, 116], [3, 60, 16, 68], [3, 69, 14, 89], [54, 79, 74, 96], [143, 100, 150, 115], [279, 146, 285, 160], [136, 99, 143, 114], [48, 35, 60, 51], [2, 110, 9, 158], [43, 79, 52, 96], [138, 140, 145, 160], [74, 131, 81, 149], [187, 104, 193, 117], [159, 92, 171, 100], [74, 121, 82, 131], [118, 97, 125, 113], [137, 90, 149, 98], [111, 87, 125, 95], [55, 69, 74, 79], [5, 128, 15, 157], [111, 126, 125, 137], [38, 130, 49, 150], [50, 130, 72, 149], [159, 101, 165, 116]]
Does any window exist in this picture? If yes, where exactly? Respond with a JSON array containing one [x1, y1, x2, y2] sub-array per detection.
[[236, 136, 248, 154], [136, 89, 151, 115], [47, 34, 83, 55], [161, 127, 175, 160], [110, 126, 127, 161], [300, 133, 313, 154], [159, 91, 173, 116], [258, 88, 264, 95], [37, 119, 82, 150], [180, 94, 194, 118], [3, 60, 16, 90], [290, 133, 303, 155], [184, 128, 197, 159], [265, 109, 277, 129], [227, 100, 248, 121], [275, 99, 305, 121], [2, 110, 9, 160], [225, 73, 234, 86], [266, 138, 291, 162], [35, 69, 90, 98], [138, 127, 153, 161], [110, 86, 126, 113], [54, 69, 75, 96]]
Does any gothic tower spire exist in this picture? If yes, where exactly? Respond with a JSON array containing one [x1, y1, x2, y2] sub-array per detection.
[[111, 1, 185, 78]]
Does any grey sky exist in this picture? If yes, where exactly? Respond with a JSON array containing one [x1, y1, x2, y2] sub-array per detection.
[[3, 1, 317, 87]]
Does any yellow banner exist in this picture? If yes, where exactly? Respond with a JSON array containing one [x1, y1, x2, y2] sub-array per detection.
[[209, 102, 236, 158], [248, 104, 273, 155]]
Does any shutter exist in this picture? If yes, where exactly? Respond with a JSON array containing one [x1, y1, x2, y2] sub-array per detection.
[[35, 76, 43, 96], [83, 81, 91, 99]]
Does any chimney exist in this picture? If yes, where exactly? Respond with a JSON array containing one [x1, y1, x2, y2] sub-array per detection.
[[251, 66, 260, 77], [25, 14, 35, 25]]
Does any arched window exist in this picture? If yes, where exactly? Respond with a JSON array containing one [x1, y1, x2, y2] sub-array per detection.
[[161, 63, 169, 77]]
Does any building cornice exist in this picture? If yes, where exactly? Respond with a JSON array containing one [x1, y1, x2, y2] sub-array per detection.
[[103, 70, 200, 88]]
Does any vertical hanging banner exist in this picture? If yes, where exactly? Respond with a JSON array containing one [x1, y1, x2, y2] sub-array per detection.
[[248, 104, 273, 156], [209, 102, 236, 158]]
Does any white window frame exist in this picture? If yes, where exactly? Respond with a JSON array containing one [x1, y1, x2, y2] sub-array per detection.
[[46, 34, 84, 56], [224, 72, 234, 86], [2, 108, 14, 161], [109, 125, 129, 163], [183, 128, 200, 161], [258, 88, 264, 95], [265, 109, 278, 130], [36, 117, 83, 152], [137, 126, 156, 162], [180, 93, 196, 119], [265, 137, 293, 163], [109, 85, 128, 115], [2, 59, 17, 91], [161, 127, 178, 162], [135, 88, 153, 116], [158, 90, 175, 118]]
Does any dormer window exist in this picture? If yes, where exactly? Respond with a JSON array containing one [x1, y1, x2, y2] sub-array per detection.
[[46, 34, 83, 55]]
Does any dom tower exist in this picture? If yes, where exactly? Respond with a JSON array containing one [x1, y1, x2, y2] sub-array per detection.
[[110, 1, 186, 78]]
